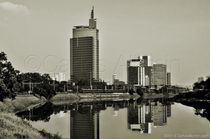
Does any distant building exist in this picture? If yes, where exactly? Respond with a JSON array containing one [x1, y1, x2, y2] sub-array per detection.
[[52, 73, 66, 82], [127, 57, 145, 86], [142, 56, 152, 86], [141, 56, 151, 67], [113, 79, 125, 86], [145, 66, 152, 86], [112, 74, 117, 84], [113, 74, 125, 87], [151, 64, 167, 86], [70, 7, 99, 83], [166, 72, 171, 85], [198, 77, 204, 83]]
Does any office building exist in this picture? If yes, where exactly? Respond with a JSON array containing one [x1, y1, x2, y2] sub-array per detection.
[[112, 74, 117, 84], [127, 56, 153, 86], [127, 57, 145, 86], [70, 7, 99, 83], [141, 56, 151, 67], [145, 66, 152, 86], [151, 64, 167, 86], [142, 56, 152, 86]]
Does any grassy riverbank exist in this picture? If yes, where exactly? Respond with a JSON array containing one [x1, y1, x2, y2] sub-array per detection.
[[50, 93, 80, 105], [0, 113, 49, 139], [0, 93, 132, 139], [0, 95, 46, 113], [0, 95, 62, 139], [51, 93, 79, 102], [50, 92, 132, 105]]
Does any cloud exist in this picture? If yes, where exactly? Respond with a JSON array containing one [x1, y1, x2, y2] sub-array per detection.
[[0, 1, 30, 15]]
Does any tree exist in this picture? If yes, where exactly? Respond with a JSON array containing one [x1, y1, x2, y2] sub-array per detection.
[[0, 52, 56, 101], [0, 79, 8, 101], [17, 72, 56, 100], [193, 81, 204, 90], [33, 83, 56, 100], [0, 52, 20, 100], [42, 74, 52, 83]]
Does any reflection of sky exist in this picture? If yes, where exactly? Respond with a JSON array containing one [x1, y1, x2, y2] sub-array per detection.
[[30, 111, 70, 139]]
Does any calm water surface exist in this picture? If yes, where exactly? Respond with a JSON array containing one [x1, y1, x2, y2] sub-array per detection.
[[17, 99, 210, 139]]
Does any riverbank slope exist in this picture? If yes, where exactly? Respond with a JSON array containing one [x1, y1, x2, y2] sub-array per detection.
[[0, 95, 62, 139]]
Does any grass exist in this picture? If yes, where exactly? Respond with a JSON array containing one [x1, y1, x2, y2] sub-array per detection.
[[0, 112, 44, 139], [0, 95, 46, 113], [51, 93, 79, 102], [0, 96, 62, 139]]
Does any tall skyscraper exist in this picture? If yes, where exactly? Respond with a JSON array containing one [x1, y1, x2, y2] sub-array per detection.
[[151, 64, 167, 86], [70, 7, 99, 83]]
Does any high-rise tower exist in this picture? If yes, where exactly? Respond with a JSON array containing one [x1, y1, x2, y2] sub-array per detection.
[[70, 7, 99, 83]]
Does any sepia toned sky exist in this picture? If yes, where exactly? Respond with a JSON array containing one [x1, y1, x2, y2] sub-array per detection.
[[0, 0, 210, 86]]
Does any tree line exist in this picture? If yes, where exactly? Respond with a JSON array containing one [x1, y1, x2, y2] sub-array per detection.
[[0, 52, 68, 101], [193, 78, 210, 90]]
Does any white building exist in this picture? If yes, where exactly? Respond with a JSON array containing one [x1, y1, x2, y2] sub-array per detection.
[[127, 56, 151, 86], [52, 73, 66, 82]]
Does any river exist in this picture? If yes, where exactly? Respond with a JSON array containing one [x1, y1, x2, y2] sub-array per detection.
[[17, 98, 210, 139]]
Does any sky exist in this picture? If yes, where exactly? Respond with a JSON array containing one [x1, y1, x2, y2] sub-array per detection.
[[0, 0, 210, 86]]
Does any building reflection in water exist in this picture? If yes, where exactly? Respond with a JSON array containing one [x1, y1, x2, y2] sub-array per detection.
[[70, 105, 100, 139], [16, 99, 173, 138], [127, 101, 171, 134]]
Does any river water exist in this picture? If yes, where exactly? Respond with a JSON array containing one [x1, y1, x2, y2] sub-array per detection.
[[17, 98, 210, 139]]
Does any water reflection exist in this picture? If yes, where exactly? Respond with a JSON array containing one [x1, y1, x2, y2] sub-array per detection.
[[16, 98, 210, 139], [180, 101, 210, 122], [127, 101, 171, 134], [70, 105, 99, 139]]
